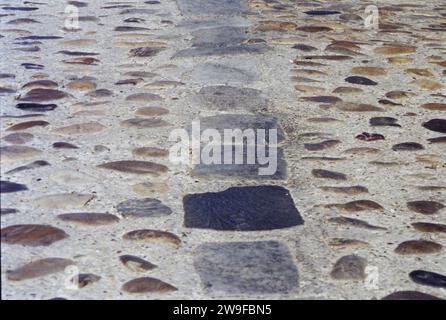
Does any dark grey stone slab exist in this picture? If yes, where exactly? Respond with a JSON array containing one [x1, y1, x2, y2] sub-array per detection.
[[195, 86, 269, 112], [192, 146, 287, 180], [174, 44, 269, 58], [191, 26, 247, 47], [197, 114, 285, 143], [176, 0, 248, 17], [186, 63, 257, 83], [194, 241, 299, 294], [183, 185, 303, 231], [190, 114, 286, 178], [178, 19, 250, 31]]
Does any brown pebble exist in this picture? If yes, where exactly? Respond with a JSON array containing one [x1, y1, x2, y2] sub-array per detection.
[[132, 147, 169, 158], [312, 169, 347, 180], [57, 213, 119, 225], [7, 120, 49, 131], [121, 277, 177, 293], [412, 222, 446, 234], [304, 139, 341, 151], [328, 238, 369, 249], [395, 240, 442, 255], [1, 224, 68, 246], [326, 200, 384, 212], [71, 273, 101, 288], [407, 201, 445, 215], [119, 255, 157, 272], [123, 229, 181, 246], [98, 160, 168, 175]]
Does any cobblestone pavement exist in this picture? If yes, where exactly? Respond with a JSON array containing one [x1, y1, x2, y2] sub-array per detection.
[[1, 0, 445, 300]]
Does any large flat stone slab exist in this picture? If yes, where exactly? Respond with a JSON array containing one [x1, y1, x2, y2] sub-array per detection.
[[190, 114, 286, 178], [195, 85, 269, 112], [176, 0, 248, 17], [177, 19, 251, 31], [185, 62, 258, 84], [197, 114, 285, 143], [183, 185, 303, 231], [191, 26, 248, 47], [192, 145, 287, 179], [174, 44, 268, 58], [194, 241, 299, 294]]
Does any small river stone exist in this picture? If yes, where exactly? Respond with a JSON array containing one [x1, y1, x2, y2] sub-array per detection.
[[119, 255, 157, 272], [123, 229, 181, 246], [412, 222, 446, 233], [407, 201, 445, 215], [392, 142, 424, 151], [423, 119, 446, 133], [409, 270, 446, 288], [382, 291, 442, 300], [121, 118, 169, 129], [2, 132, 34, 144], [117, 198, 172, 218], [71, 274, 101, 288], [395, 240, 443, 254], [121, 277, 177, 293], [0, 145, 42, 161], [1, 224, 68, 246], [57, 213, 119, 225], [1, 180, 28, 193], [98, 160, 168, 175], [330, 255, 367, 280], [33, 193, 95, 209], [7, 258, 75, 281]]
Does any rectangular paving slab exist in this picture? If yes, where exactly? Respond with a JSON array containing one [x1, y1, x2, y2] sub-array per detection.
[[194, 241, 299, 294], [196, 114, 285, 143], [183, 185, 303, 231], [192, 145, 287, 179], [194, 85, 270, 112], [176, 0, 248, 17]]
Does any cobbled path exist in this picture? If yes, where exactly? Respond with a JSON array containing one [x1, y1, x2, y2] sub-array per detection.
[[1, 0, 445, 300]]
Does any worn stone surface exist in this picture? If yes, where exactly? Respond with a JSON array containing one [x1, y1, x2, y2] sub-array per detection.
[[184, 186, 303, 231], [195, 85, 269, 112], [194, 241, 298, 294], [7, 258, 75, 281], [407, 201, 445, 215], [2, 0, 446, 301], [1, 145, 42, 161]]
